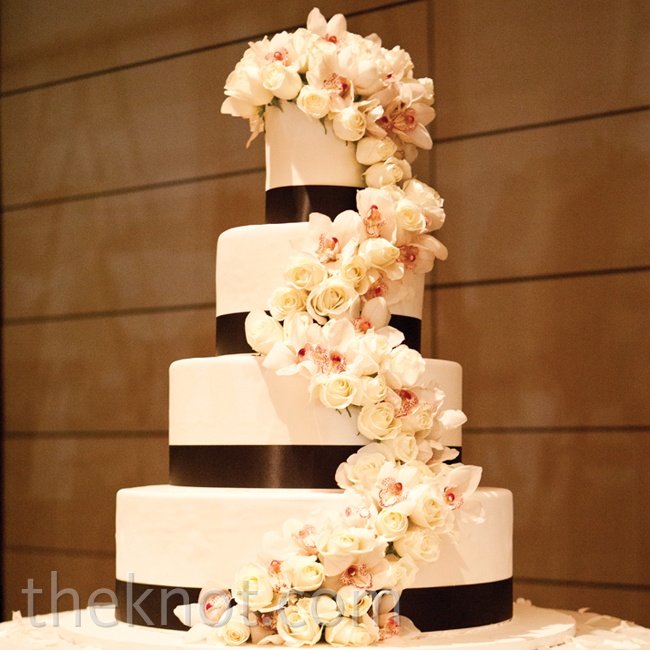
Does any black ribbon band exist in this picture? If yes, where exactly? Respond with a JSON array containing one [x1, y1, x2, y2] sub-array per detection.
[[115, 577, 512, 632], [170, 444, 461, 488], [216, 313, 422, 355], [398, 578, 513, 631], [115, 579, 200, 631], [170, 444, 359, 489], [266, 185, 359, 223]]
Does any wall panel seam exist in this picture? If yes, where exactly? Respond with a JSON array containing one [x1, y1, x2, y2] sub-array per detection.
[[0, 0, 421, 99], [2, 168, 264, 214], [433, 105, 650, 146], [427, 265, 650, 291]]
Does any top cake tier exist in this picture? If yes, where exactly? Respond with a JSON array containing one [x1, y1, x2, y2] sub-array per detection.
[[264, 101, 364, 223]]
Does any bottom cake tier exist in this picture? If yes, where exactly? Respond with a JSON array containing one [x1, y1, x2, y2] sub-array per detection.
[[115, 485, 513, 633]]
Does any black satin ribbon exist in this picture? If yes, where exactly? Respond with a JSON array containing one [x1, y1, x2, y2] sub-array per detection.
[[265, 185, 359, 223], [397, 578, 513, 631], [216, 313, 422, 355], [115, 577, 511, 631], [170, 444, 359, 489], [115, 579, 200, 631]]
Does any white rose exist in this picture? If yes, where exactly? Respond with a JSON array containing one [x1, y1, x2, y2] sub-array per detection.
[[310, 594, 340, 625], [358, 238, 403, 280], [335, 449, 390, 490], [355, 136, 397, 165], [269, 286, 307, 321], [336, 586, 372, 617], [393, 526, 440, 564], [358, 374, 388, 406], [332, 106, 367, 142], [385, 554, 418, 590], [245, 309, 283, 355], [261, 61, 303, 100], [384, 433, 419, 463], [306, 277, 357, 324], [277, 603, 323, 646], [357, 332, 392, 367], [375, 508, 409, 541], [402, 179, 445, 231], [363, 157, 412, 188], [232, 563, 275, 610], [213, 612, 251, 646], [410, 488, 451, 531], [284, 253, 328, 291], [325, 614, 379, 646], [382, 345, 425, 388], [223, 60, 274, 109], [395, 198, 427, 232], [282, 555, 325, 591], [297, 84, 331, 119], [340, 255, 370, 294], [401, 402, 436, 435], [357, 402, 401, 441], [313, 372, 360, 410]]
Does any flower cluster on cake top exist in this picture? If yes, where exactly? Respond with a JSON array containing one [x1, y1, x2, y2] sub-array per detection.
[[180, 8, 482, 646], [221, 6, 435, 170]]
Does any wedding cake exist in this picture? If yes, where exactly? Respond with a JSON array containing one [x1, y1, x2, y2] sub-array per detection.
[[113, 9, 518, 646]]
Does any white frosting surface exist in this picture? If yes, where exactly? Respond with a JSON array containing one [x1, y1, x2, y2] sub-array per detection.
[[215, 223, 426, 320], [264, 101, 364, 190], [169, 355, 462, 447], [115, 486, 511, 590]]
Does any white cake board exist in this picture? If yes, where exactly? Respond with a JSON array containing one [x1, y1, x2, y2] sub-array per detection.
[[56, 602, 576, 650]]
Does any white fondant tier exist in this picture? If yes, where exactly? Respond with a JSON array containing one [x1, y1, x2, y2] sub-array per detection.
[[215, 223, 426, 321], [169, 355, 462, 448], [264, 101, 364, 190], [116, 485, 512, 591]]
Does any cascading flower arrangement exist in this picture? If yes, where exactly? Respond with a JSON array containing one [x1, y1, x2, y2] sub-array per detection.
[[180, 8, 483, 646]]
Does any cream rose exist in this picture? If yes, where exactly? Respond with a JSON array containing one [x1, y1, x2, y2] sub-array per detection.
[[269, 286, 307, 321], [375, 508, 409, 541], [313, 372, 360, 410], [213, 612, 251, 646], [402, 178, 445, 231], [297, 84, 331, 119], [392, 526, 440, 564], [284, 253, 328, 291], [355, 136, 397, 165], [335, 449, 390, 490], [358, 238, 403, 280], [232, 563, 275, 610], [395, 198, 427, 232], [383, 345, 425, 388], [384, 433, 419, 463], [305, 277, 357, 324], [261, 61, 303, 100], [385, 554, 418, 590], [336, 585, 372, 618], [409, 488, 451, 531], [332, 106, 367, 142], [277, 603, 323, 646], [282, 555, 325, 591], [358, 374, 388, 406], [245, 309, 283, 355], [357, 402, 401, 441], [309, 594, 340, 626], [324, 614, 379, 646], [340, 255, 370, 294], [223, 59, 274, 111], [363, 157, 411, 188]]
